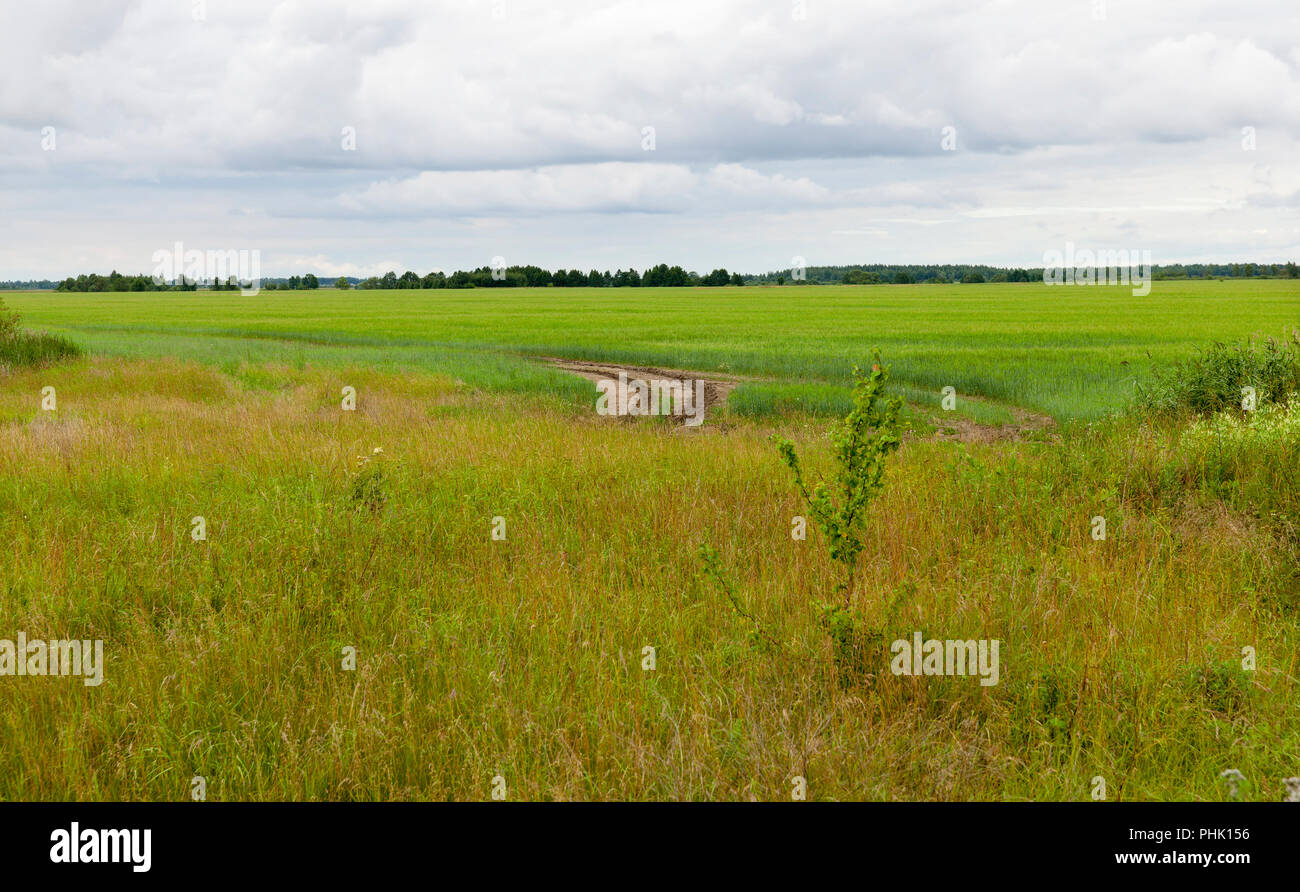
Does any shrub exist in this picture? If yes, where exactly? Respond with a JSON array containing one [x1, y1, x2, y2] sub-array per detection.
[[699, 359, 903, 686], [0, 297, 18, 339], [774, 358, 903, 605], [0, 297, 81, 369], [774, 357, 903, 684], [1136, 331, 1300, 418]]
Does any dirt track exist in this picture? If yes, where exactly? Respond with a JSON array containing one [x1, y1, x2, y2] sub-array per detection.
[[543, 357, 737, 422], [543, 356, 1055, 441], [926, 403, 1057, 443]]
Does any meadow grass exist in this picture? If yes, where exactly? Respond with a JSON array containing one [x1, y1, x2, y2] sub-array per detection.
[[1, 350, 1297, 801]]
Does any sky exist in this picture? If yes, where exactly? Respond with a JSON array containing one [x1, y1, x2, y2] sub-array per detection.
[[2, 0, 1299, 279]]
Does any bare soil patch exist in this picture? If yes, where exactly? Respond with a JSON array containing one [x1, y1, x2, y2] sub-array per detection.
[[543, 357, 738, 423], [924, 404, 1057, 444], [544, 356, 1055, 441]]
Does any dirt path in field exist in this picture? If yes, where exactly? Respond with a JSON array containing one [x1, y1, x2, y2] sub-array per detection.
[[542, 356, 1055, 441], [542, 357, 738, 425], [922, 402, 1057, 443]]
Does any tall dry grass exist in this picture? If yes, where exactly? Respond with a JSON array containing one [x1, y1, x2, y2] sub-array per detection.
[[1, 355, 1296, 800]]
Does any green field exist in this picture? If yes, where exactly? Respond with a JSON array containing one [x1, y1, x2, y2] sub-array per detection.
[[7, 279, 1298, 421], [2, 280, 1299, 802]]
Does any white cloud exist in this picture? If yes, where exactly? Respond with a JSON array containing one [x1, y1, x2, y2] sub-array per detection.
[[340, 163, 699, 215], [2, 0, 1299, 275]]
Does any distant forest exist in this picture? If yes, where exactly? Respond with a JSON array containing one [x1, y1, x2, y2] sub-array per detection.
[[8, 260, 1297, 291]]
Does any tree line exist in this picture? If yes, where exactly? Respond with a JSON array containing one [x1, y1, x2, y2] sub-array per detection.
[[34, 260, 1300, 292], [344, 264, 744, 289], [50, 272, 322, 292]]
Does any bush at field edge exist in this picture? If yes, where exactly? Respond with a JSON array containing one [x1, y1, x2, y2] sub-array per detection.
[[0, 297, 82, 369], [1135, 330, 1300, 418]]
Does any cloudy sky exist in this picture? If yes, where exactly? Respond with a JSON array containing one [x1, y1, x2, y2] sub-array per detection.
[[2, 0, 1298, 278]]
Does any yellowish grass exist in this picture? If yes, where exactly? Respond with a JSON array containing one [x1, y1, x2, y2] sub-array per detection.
[[1, 356, 1296, 801]]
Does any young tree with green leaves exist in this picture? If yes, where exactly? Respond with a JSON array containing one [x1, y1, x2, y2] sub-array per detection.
[[774, 358, 903, 607]]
